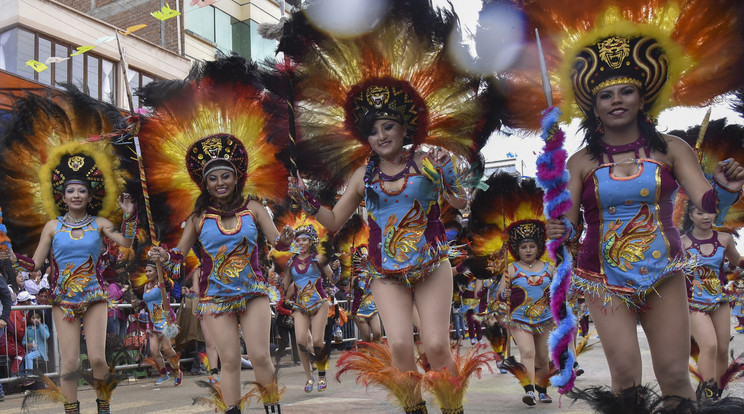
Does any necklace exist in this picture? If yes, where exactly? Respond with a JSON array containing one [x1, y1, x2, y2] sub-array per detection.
[[521, 260, 536, 269], [378, 152, 412, 182], [61, 212, 93, 228], [599, 135, 646, 155]]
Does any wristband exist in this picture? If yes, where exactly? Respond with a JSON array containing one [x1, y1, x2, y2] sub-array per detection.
[[561, 217, 579, 243], [702, 178, 741, 225], [274, 235, 290, 251], [121, 209, 138, 239]]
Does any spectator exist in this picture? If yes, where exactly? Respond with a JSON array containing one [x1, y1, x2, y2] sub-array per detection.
[[106, 278, 129, 339], [23, 270, 49, 296], [23, 309, 50, 371], [0, 291, 30, 374], [0, 271, 13, 401]]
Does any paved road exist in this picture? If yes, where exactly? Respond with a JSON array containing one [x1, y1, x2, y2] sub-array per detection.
[[4, 325, 744, 413]]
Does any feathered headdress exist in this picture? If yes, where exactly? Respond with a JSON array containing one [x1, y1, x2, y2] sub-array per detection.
[[135, 55, 289, 244], [333, 213, 370, 281], [0, 85, 127, 254], [505, 0, 744, 129], [467, 172, 548, 280], [270, 206, 331, 271], [274, 0, 507, 188]]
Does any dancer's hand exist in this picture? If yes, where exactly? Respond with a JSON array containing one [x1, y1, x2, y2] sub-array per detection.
[[546, 218, 566, 240], [149, 246, 167, 263], [427, 146, 451, 168], [119, 192, 135, 216], [0, 245, 16, 262], [501, 288, 511, 300], [715, 158, 744, 191], [279, 225, 295, 246]]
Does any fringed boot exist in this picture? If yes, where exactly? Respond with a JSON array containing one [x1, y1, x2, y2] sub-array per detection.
[[336, 342, 426, 412], [243, 376, 285, 414], [92, 374, 120, 414], [168, 353, 183, 386], [404, 400, 428, 414], [567, 385, 659, 414], [64, 401, 80, 414]]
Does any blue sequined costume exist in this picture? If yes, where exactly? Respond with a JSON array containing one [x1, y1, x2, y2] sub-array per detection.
[[685, 232, 727, 313], [288, 255, 328, 315], [365, 155, 456, 288], [49, 217, 107, 321], [509, 263, 553, 334], [169, 204, 277, 317]]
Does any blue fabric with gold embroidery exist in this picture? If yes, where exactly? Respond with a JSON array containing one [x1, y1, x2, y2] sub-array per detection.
[[365, 159, 449, 288], [355, 277, 377, 318], [144, 285, 171, 333], [289, 255, 328, 315], [685, 231, 726, 313], [49, 218, 107, 320], [575, 159, 689, 309], [195, 206, 277, 317], [509, 263, 552, 333]]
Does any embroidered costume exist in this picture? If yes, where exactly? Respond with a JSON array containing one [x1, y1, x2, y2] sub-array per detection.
[[352, 276, 377, 319], [49, 218, 108, 321], [143, 283, 175, 334], [288, 255, 328, 315], [685, 232, 727, 313], [509, 263, 553, 334]]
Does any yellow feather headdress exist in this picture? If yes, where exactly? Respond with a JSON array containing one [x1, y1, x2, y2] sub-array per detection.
[[0, 86, 126, 254], [467, 172, 548, 279], [275, 0, 507, 187]]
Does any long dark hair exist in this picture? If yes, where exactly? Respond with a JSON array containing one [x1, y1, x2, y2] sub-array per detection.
[[580, 111, 668, 161]]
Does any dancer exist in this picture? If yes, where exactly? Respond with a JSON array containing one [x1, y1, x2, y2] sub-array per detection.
[[510, 1, 744, 409], [139, 260, 182, 387], [283, 224, 333, 393], [141, 55, 291, 414], [277, 1, 505, 412], [350, 255, 382, 344], [0, 86, 135, 414], [468, 172, 554, 405], [681, 202, 742, 399]]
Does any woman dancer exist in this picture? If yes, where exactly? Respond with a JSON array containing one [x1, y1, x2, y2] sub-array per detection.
[[141, 56, 292, 414], [278, 2, 505, 411], [518, 1, 744, 408], [0, 87, 135, 414], [140, 261, 182, 387], [283, 224, 333, 393], [681, 203, 742, 399]]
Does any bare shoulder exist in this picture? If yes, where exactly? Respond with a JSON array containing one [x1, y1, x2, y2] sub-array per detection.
[[567, 147, 596, 181], [718, 231, 734, 245], [246, 199, 267, 217]]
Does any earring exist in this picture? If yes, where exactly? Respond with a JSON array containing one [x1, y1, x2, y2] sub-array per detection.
[[595, 118, 605, 135], [642, 111, 657, 126]]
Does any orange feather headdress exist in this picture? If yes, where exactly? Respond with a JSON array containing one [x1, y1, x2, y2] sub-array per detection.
[[467, 172, 548, 280], [135, 55, 289, 246], [505, 0, 744, 129]]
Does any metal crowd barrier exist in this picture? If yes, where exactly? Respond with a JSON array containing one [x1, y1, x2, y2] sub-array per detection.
[[0, 298, 363, 386]]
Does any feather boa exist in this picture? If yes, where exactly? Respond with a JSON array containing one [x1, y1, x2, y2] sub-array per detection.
[[535, 106, 577, 393]]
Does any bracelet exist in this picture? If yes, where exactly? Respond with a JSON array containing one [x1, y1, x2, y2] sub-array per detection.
[[560, 217, 579, 243]]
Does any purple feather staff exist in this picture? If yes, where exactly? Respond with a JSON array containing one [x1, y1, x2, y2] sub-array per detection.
[[533, 29, 577, 394]]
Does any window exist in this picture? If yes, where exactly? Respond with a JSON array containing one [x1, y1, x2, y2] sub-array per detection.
[[185, 4, 278, 60], [128, 68, 158, 110], [0, 27, 118, 103]]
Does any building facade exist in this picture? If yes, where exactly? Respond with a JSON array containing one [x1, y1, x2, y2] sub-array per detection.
[[0, 0, 285, 114]]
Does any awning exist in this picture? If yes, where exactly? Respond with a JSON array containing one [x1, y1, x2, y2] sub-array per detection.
[[0, 68, 48, 112]]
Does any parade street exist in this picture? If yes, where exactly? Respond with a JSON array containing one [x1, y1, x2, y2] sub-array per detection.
[[5, 325, 744, 414]]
